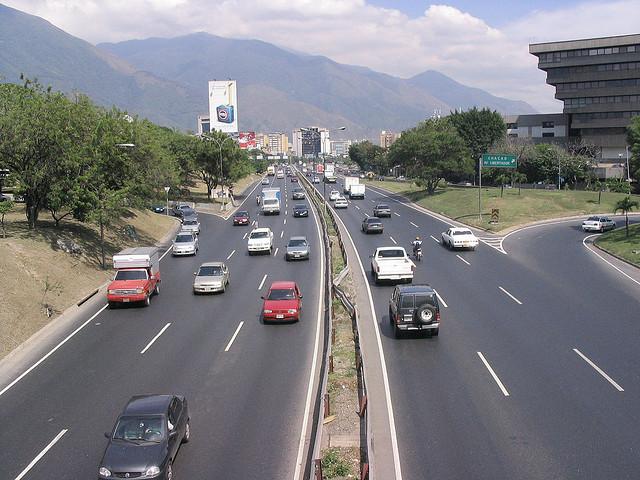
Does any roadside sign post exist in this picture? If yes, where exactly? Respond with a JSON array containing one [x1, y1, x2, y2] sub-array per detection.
[[479, 154, 518, 221]]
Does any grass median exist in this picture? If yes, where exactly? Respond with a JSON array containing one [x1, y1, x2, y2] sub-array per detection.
[[595, 223, 640, 267], [365, 179, 638, 233]]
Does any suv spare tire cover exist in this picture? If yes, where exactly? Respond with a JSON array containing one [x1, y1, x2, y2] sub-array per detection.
[[415, 304, 436, 324]]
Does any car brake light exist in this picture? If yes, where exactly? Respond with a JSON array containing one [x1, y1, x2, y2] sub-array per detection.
[[436, 312, 441, 322]]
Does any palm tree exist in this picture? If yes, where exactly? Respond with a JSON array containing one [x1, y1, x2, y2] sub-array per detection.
[[614, 196, 639, 237]]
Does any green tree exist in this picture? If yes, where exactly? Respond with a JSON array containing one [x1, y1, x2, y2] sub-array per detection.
[[626, 116, 640, 188], [388, 119, 471, 194], [348, 141, 386, 173], [195, 131, 244, 199], [0, 200, 13, 238], [614, 196, 639, 237]]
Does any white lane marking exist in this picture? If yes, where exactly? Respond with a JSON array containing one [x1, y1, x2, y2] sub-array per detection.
[[224, 321, 245, 352], [498, 286, 523, 305], [284, 218, 287, 225], [477, 352, 510, 397], [430, 235, 440, 243], [354, 205, 361, 210], [274, 247, 279, 257], [410, 221, 419, 228], [393, 212, 401, 217], [243, 232, 248, 240], [293, 178, 327, 480], [226, 250, 236, 260], [456, 254, 470, 266], [258, 274, 268, 290], [582, 235, 640, 287], [389, 236, 397, 245], [280, 231, 284, 238], [364, 212, 370, 217], [159, 244, 174, 261], [0, 304, 108, 398], [573, 348, 624, 392], [433, 289, 448, 308], [14, 429, 68, 480], [140, 323, 171, 355], [327, 203, 403, 479]]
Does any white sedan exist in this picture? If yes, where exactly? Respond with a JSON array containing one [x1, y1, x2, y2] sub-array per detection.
[[441, 227, 479, 250], [247, 227, 274, 255], [329, 190, 341, 201], [582, 216, 616, 232], [334, 197, 348, 209]]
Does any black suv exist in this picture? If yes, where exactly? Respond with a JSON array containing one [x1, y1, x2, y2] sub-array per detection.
[[388, 285, 440, 338]]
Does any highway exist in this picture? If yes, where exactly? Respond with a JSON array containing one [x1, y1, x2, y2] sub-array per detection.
[[311, 176, 640, 480], [0, 175, 325, 479]]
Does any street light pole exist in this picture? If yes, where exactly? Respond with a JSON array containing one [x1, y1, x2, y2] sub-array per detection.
[[626, 145, 631, 182], [164, 186, 170, 216]]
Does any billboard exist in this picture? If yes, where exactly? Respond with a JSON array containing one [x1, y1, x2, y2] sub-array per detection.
[[208, 80, 238, 133], [238, 131, 256, 150]]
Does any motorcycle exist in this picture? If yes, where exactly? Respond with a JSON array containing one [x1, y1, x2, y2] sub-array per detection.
[[412, 244, 423, 261]]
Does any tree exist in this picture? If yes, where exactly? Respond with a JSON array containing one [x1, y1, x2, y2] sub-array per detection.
[[449, 107, 506, 181], [348, 141, 386, 174], [388, 119, 471, 194], [626, 116, 640, 189], [0, 200, 13, 238], [195, 131, 245, 199], [614, 196, 639, 237]]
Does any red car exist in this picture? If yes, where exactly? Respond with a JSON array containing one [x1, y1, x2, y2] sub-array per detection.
[[290, 177, 298, 182], [261, 281, 303, 322], [233, 210, 250, 226]]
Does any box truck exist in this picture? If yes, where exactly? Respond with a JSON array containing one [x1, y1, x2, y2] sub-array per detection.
[[107, 247, 160, 308], [343, 176, 360, 195], [261, 187, 281, 215]]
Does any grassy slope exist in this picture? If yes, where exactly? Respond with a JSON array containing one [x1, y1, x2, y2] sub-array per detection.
[[365, 179, 638, 233], [0, 207, 178, 359], [595, 223, 640, 267]]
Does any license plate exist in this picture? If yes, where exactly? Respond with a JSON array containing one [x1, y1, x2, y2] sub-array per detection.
[[276, 314, 284, 319], [123, 298, 130, 303], [294, 254, 300, 257]]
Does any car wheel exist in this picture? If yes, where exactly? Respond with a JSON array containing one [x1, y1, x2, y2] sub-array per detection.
[[154, 284, 160, 295], [415, 304, 436, 324], [374, 272, 380, 284], [108, 302, 115, 309], [182, 420, 191, 443], [393, 324, 401, 339], [221, 283, 226, 293], [143, 295, 150, 307], [388, 308, 394, 326], [166, 462, 173, 480], [432, 328, 439, 337]]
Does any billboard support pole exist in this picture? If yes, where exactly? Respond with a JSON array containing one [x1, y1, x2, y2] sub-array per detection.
[[478, 156, 482, 221]]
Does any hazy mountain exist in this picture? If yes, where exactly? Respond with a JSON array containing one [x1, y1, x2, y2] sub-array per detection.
[[0, 4, 536, 139]]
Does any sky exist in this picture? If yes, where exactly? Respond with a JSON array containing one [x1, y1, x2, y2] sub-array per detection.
[[4, 0, 640, 112]]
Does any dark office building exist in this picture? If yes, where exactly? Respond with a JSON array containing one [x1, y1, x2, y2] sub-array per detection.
[[301, 127, 322, 157], [530, 34, 640, 162]]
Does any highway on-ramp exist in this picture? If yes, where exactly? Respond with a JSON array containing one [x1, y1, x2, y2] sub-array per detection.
[[0, 175, 325, 480], [312, 176, 640, 480]]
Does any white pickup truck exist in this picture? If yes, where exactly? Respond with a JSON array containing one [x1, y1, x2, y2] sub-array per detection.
[[370, 247, 415, 284]]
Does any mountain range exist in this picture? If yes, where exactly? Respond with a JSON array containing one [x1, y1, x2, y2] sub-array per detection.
[[0, 3, 535, 139]]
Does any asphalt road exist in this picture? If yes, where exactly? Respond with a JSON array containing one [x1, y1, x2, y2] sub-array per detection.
[[0, 175, 325, 479], [312, 176, 640, 480]]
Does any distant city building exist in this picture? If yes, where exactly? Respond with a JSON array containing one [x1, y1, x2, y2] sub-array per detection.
[[197, 114, 210, 135], [504, 113, 569, 142], [330, 140, 352, 156], [266, 133, 290, 155], [380, 130, 401, 148], [530, 34, 640, 163], [292, 127, 330, 157]]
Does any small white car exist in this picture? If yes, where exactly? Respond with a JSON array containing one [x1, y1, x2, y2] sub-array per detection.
[[441, 227, 479, 250], [172, 232, 199, 256], [582, 216, 616, 232], [181, 216, 200, 235], [329, 190, 341, 201], [334, 197, 348, 209], [247, 227, 274, 255], [276, 171, 284, 179], [312, 176, 321, 184], [261, 177, 270, 185]]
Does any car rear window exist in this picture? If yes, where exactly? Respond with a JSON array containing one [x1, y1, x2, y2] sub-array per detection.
[[400, 295, 414, 308], [453, 230, 472, 236], [268, 288, 296, 300], [367, 218, 381, 223], [236, 211, 249, 217], [295, 204, 307, 209], [183, 220, 197, 225], [587, 216, 599, 221], [415, 293, 436, 307], [377, 204, 389, 209], [378, 249, 404, 258]]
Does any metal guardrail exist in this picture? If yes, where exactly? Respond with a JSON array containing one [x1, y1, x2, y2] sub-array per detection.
[[299, 172, 370, 480]]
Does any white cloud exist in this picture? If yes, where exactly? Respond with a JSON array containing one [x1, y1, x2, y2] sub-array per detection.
[[4, 0, 637, 112]]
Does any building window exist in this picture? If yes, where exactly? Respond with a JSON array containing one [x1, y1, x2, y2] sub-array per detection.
[[542, 132, 555, 138], [506, 123, 518, 129], [542, 121, 555, 128]]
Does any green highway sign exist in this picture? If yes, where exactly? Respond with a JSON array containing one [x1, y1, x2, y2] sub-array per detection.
[[482, 154, 517, 168]]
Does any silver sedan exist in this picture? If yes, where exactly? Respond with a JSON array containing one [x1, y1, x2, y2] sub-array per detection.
[[285, 236, 310, 261], [193, 262, 230, 294]]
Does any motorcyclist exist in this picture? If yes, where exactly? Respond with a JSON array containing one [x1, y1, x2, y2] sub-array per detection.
[[256, 194, 261, 205], [411, 236, 423, 255]]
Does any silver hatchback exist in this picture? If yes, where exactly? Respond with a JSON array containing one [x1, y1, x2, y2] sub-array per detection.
[[193, 262, 230, 294], [285, 236, 310, 261]]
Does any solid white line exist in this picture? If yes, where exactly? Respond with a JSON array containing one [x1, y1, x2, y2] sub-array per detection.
[[430, 235, 440, 243], [410, 221, 419, 228], [389, 236, 397, 245], [364, 212, 370, 217], [226, 249, 236, 260], [140, 323, 171, 355], [293, 179, 327, 480], [433, 289, 448, 308], [456, 254, 471, 266], [0, 304, 108, 398], [477, 352, 510, 396], [393, 212, 401, 217], [243, 232, 248, 240], [258, 274, 268, 290], [498, 286, 523, 305], [274, 247, 279, 257], [582, 235, 640, 287], [573, 348, 624, 392], [224, 321, 244, 352], [159, 244, 174, 261], [280, 231, 284, 238], [326, 199, 403, 479], [14, 429, 68, 480]]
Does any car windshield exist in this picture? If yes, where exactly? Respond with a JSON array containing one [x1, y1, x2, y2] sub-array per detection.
[[115, 270, 148, 281], [175, 234, 193, 243], [453, 230, 473, 236], [288, 239, 307, 247], [250, 231, 269, 239], [113, 415, 165, 443], [198, 266, 223, 276], [268, 288, 296, 300], [378, 249, 404, 258]]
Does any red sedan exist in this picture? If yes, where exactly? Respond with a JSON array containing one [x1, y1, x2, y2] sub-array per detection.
[[261, 281, 303, 322], [233, 210, 250, 226]]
